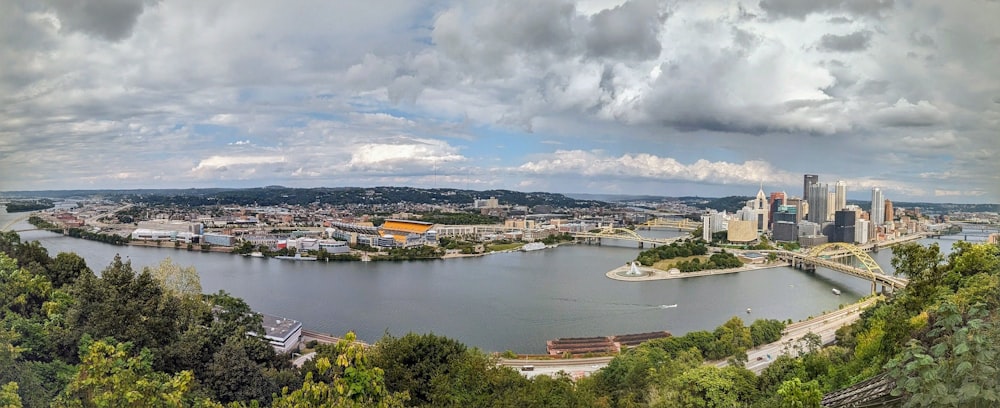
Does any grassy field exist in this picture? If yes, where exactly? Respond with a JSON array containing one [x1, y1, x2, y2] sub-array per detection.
[[487, 242, 525, 252], [651, 255, 710, 271]]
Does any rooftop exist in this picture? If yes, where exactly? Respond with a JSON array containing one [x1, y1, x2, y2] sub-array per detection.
[[259, 313, 302, 342]]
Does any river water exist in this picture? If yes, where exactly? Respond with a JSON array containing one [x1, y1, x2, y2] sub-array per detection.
[[0, 208, 976, 353]]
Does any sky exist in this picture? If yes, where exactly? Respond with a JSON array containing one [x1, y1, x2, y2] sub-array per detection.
[[0, 0, 998, 204]]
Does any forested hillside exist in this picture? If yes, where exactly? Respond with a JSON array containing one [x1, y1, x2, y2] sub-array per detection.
[[1, 229, 998, 407]]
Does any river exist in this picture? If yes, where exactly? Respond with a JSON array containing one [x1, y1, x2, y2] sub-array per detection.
[[0, 208, 974, 354]]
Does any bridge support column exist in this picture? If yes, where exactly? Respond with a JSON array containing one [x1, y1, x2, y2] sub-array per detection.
[[639, 242, 644, 249]]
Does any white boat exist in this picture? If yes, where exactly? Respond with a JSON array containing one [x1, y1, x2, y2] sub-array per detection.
[[275, 253, 317, 261], [249, 252, 264, 258], [832, 288, 842, 295], [521, 242, 546, 251]]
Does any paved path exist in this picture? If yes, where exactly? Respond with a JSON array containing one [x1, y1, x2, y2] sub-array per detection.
[[292, 351, 316, 367]]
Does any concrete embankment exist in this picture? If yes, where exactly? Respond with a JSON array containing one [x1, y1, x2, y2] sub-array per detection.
[[606, 262, 789, 282]]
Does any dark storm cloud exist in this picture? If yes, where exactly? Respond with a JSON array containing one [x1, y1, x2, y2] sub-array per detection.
[[759, 0, 893, 20], [585, 0, 666, 60], [44, 0, 155, 41], [817, 30, 873, 52]]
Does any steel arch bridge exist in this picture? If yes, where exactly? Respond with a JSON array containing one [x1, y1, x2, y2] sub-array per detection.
[[571, 227, 682, 247], [777, 242, 907, 293], [807, 242, 886, 279], [638, 218, 698, 231]]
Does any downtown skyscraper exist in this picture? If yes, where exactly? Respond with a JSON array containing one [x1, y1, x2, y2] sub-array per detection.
[[803, 174, 819, 200], [808, 182, 829, 223], [871, 187, 885, 226], [835, 180, 847, 212]]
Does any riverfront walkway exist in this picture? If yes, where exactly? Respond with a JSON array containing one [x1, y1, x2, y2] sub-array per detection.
[[605, 262, 788, 282]]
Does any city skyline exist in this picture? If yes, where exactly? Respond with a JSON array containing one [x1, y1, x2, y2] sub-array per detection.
[[1, 1, 998, 204]]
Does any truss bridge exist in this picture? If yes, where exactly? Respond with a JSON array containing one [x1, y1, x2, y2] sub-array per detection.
[[637, 218, 698, 232], [571, 227, 685, 248], [772, 242, 908, 293]]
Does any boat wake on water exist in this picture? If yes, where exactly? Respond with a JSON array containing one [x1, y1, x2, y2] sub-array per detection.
[[549, 297, 679, 311]]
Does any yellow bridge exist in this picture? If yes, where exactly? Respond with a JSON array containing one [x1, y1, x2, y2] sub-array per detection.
[[771, 242, 908, 293], [571, 227, 685, 248], [637, 218, 698, 231]]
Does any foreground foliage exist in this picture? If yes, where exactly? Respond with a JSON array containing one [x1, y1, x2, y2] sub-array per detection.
[[1, 230, 998, 407]]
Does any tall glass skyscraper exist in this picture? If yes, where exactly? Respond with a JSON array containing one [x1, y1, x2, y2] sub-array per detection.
[[871, 187, 885, 226], [808, 183, 828, 224], [803, 174, 819, 200], [835, 180, 847, 212]]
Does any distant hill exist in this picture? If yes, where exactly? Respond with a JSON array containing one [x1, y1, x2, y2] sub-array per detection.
[[565, 193, 669, 202], [679, 196, 753, 213], [1, 187, 605, 208]]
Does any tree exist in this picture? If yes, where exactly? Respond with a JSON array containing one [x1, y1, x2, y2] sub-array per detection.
[[667, 365, 757, 408], [0, 382, 22, 408], [775, 377, 822, 408], [750, 319, 786, 347], [272, 332, 407, 408], [46, 252, 90, 288], [52, 339, 196, 407], [708, 316, 753, 360], [0, 253, 52, 319], [63, 255, 181, 365], [427, 349, 530, 407], [145, 258, 202, 299], [202, 336, 276, 404], [370, 332, 467, 406]]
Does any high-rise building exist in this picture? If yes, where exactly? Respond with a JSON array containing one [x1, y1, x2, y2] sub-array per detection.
[[884, 199, 894, 223], [827, 191, 836, 222], [832, 210, 856, 243], [701, 211, 728, 241], [773, 205, 798, 242], [744, 184, 769, 232], [803, 174, 819, 200], [835, 180, 847, 212], [855, 219, 870, 244], [768, 192, 786, 229], [808, 183, 828, 224], [871, 187, 885, 226], [785, 197, 804, 224]]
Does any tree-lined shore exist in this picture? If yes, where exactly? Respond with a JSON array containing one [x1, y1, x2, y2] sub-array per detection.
[[2, 228, 998, 406]]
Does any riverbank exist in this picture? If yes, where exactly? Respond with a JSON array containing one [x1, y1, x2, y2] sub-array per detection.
[[606, 261, 789, 282]]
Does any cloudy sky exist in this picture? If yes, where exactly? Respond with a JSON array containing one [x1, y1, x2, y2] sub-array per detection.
[[1, 0, 998, 203]]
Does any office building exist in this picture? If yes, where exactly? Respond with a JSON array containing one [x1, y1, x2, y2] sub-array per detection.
[[827, 191, 836, 222], [803, 174, 819, 201], [835, 180, 847, 212], [885, 199, 894, 223], [807, 183, 828, 224], [768, 192, 786, 229], [832, 210, 856, 243], [702, 210, 728, 241], [744, 185, 769, 232], [772, 206, 798, 242], [855, 219, 870, 244], [785, 197, 804, 223], [871, 187, 885, 226]]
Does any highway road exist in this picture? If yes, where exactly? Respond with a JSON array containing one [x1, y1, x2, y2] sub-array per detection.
[[717, 297, 880, 374], [500, 297, 881, 378]]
